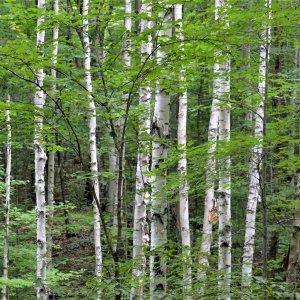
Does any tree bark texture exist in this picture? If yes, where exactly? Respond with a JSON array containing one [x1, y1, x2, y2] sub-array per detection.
[[83, 0, 102, 297], [174, 3, 192, 297], [131, 0, 152, 298], [214, 1, 231, 298], [2, 94, 12, 300], [242, 0, 271, 287], [34, 0, 48, 297], [150, 6, 172, 299]]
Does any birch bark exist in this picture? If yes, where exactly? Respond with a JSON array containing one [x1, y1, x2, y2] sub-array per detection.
[[34, 0, 48, 297], [150, 6, 172, 299], [82, 0, 102, 297], [131, 0, 152, 298], [198, 30, 220, 293], [174, 3, 192, 296], [47, 0, 59, 265], [2, 94, 11, 300], [242, 0, 271, 286], [218, 88, 231, 299], [213, 1, 231, 298]]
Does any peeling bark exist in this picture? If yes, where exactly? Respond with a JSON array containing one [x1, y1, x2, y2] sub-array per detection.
[[174, 3, 192, 297], [83, 0, 102, 297], [131, 0, 152, 298], [150, 6, 172, 299], [2, 94, 12, 300], [242, 0, 271, 287], [34, 0, 48, 297]]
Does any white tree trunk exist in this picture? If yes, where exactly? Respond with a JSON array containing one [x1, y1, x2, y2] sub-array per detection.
[[34, 0, 48, 298], [150, 7, 172, 299], [131, 0, 152, 298], [198, 69, 220, 290], [123, 0, 132, 67], [83, 0, 102, 297], [218, 93, 231, 300], [47, 0, 59, 265], [214, 1, 231, 298], [242, 0, 271, 286], [2, 94, 12, 300], [174, 3, 192, 297]]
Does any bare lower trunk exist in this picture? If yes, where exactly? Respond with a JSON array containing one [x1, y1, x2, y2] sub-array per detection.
[[150, 8, 172, 299], [35, 0, 48, 298], [83, 0, 102, 297], [242, 0, 271, 287], [210, 2, 231, 299], [2, 94, 12, 300], [131, 0, 152, 298], [198, 61, 220, 289], [174, 3, 192, 297], [218, 102, 231, 299]]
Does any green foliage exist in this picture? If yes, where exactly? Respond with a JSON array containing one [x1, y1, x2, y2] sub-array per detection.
[[0, 277, 33, 289], [0, 0, 299, 298]]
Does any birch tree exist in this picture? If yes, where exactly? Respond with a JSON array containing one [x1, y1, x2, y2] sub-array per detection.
[[213, 0, 231, 297], [82, 0, 102, 296], [198, 31, 220, 290], [2, 94, 12, 300], [114, 0, 132, 253], [34, 0, 48, 297], [131, 0, 152, 298], [150, 5, 172, 299], [47, 0, 59, 265], [242, 0, 271, 286], [198, 3, 231, 296], [174, 3, 192, 296]]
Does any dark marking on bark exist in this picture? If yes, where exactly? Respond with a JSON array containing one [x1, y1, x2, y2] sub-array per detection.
[[154, 283, 164, 291], [152, 213, 164, 224], [221, 242, 230, 248]]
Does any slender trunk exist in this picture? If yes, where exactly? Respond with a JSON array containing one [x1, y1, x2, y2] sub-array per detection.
[[150, 6, 172, 299], [35, 0, 48, 297], [47, 0, 59, 265], [242, 0, 271, 287], [199, 3, 231, 296], [198, 72, 220, 286], [218, 93, 231, 300], [131, 0, 152, 298], [213, 1, 231, 298], [174, 3, 192, 297], [2, 94, 12, 300], [82, 0, 102, 297], [114, 2, 132, 298]]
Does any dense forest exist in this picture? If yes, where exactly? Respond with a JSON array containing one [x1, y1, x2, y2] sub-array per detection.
[[0, 0, 299, 298]]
